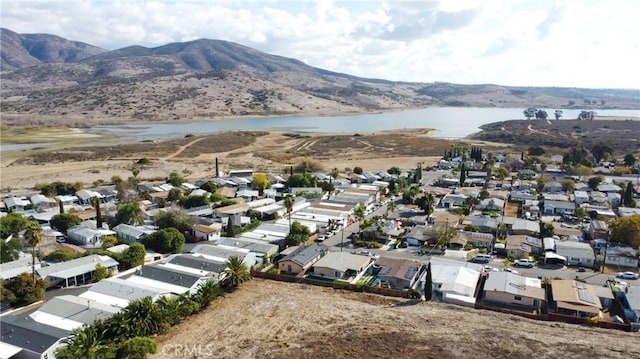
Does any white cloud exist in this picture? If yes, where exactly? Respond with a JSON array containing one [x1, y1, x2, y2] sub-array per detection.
[[1, 0, 639, 88]]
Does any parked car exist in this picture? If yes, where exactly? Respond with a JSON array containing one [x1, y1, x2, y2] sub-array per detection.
[[502, 267, 519, 274], [616, 271, 639, 280], [513, 258, 535, 268], [483, 265, 499, 272], [470, 254, 491, 264], [605, 278, 629, 287], [577, 267, 586, 272], [316, 235, 326, 242]]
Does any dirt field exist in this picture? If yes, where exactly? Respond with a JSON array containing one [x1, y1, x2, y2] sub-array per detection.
[[150, 279, 639, 359], [0, 129, 450, 193]]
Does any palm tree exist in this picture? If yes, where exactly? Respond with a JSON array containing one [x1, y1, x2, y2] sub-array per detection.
[[23, 221, 42, 286], [353, 205, 366, 234], [385, 201, 397, 218], [58, 325, 111, 359], [122, 296, 164, 337], [221, 256, 251, 290], [156, 296, 182, 326], [283, 194, 295, 230], [193, 279, 223, 308], [102, 311, 131, 339]]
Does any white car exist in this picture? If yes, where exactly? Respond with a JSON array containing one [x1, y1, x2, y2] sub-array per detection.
[[502, 267, 519, 275], [605, 278, 629, 287], [513, 259, 535, 268], [616, 271, 639, 280]]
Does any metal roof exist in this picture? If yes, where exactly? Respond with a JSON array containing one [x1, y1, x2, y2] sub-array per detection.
[[0, 315, 69, 355], [37, 255, 119, 280], [279, 244, 327, 267]]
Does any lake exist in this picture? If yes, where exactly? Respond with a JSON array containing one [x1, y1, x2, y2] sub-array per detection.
[[87, 107, 639, 142], [2, 107, 638, 151]]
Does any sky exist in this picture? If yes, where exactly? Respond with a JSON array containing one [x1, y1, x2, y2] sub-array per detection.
[[1, 0, 639, 89]]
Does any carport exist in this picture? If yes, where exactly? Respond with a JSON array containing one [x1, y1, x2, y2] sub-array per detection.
[[544, 252, 567, 265]]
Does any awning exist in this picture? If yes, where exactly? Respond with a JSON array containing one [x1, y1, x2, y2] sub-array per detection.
[[545, 252, 567, 262], [556, 301, 600, 315]]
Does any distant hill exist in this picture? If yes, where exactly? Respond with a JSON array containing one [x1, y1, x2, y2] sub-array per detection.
[[1, 28, 638, 126]]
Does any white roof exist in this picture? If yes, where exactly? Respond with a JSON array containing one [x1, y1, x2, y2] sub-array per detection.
[[126, 275, 191, 294], [431, 261, 481, 298], [37, 255, 118, 280]]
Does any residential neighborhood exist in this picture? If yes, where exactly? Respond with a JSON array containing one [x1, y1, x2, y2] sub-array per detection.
[[1, 149, 640, 358]]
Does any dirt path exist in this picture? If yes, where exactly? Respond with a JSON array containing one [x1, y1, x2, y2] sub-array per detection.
[[150, 279, 640, 359], [162, 137, 206, 160]]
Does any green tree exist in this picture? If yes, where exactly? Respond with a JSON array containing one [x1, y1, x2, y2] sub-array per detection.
[[50, 213, 82, 234], [156, 296, 182, 326], [459, 163, 466, 186], [3, 273, 46, 306], [94, 197, 103, 228], [623, 182, 636, 207], [539, 221, 555, 239], [385, 201, 397, 217], [123, 296, 164, 337], [353, 166, 364, 175], [167, 172, 185, 186], [115, 202, 144, 226], [287, 172, 317, 188], [528, 146, 546, 156], [251, 173, 270, 194], [43, 249, 81, 262], [179, 194, 210, 209], [200, 180, 218, 193], [561, 179, 576, 192], [563, 146, 591, 166], [117, 337, 157, 359], [167, 188, 183, 202], [609, 215, 640, 248], [623, 153, 637, 168], [101, 236, 119, 250], [388, 166, 401, 175], [141, 228, 185, 254], [0, 237, 22, 262], [353, 205, 366, 234], [120, 242, 146, 269], [284, 221, 311, 247], [591, 142, 613, 164], [0, 212, 30, 238], [225, 222, 236, 237], [416, 193, 435, 216], [155, 209, 194, 233], [573, 164, 593, 181], [221, 255, 251, 290], [192, 279, 223, 308], [57, 325, 115, 359], [424, 262, 433, 301], [58, 199, 65, 214], [94, 263, 109, 281], [587, 175, 604, 191]]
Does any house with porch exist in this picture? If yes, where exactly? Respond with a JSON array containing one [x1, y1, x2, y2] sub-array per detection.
[[506, 235, 543, 258], [374, 257, 422, 290], [36, 254, 119, 288], [278, 244, 328, 275], [481, 272, 545, 312], [549, 280, 602, 318], [310, 252, 373, 283], [0, 315, 69, 359], [79, 277, 173, 308], [555, 240, 595, 267], [510, 219, 540, 236], [461, 215, 498, 234], [67, 225, 116, 247]]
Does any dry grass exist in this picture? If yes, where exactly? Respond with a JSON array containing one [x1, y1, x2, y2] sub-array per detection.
[[150, 279, 640, 359]]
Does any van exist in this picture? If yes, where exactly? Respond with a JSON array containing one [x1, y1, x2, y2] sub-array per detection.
[[471, 254, 491, 263]]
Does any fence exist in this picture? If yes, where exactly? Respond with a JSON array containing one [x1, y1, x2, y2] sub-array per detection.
[[251, 271, 413, 299]]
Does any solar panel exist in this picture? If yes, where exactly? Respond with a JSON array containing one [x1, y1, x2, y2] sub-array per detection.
[[575, 282, 587, 289], [577, 291, 597, 305]]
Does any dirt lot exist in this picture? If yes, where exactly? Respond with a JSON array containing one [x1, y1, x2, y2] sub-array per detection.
[[0, 129, 453, 193], [151, 279, 639, 359]]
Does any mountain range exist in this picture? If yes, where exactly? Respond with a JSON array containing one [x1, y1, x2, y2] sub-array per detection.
[[1, 28, 638, 125]]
